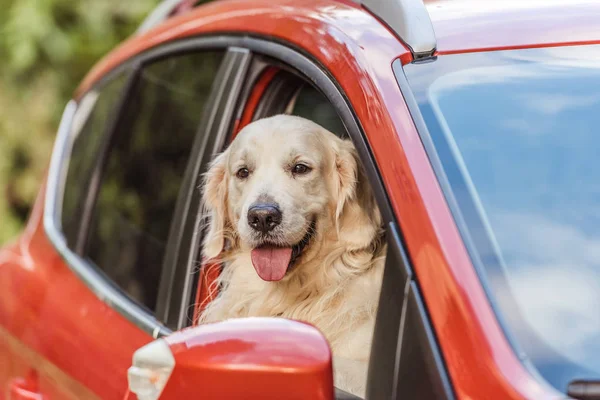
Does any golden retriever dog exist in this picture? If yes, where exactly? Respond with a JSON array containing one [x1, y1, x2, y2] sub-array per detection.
[[198, 115, 385, 397]]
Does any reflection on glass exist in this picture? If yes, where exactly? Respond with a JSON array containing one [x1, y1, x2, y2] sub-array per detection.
[[84, 51, 224, 312], [62, 74, 126, 248], [405, 45, 600, 392]]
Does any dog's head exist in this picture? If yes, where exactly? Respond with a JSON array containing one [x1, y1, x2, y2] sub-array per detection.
[[202, 115, 381, 281]]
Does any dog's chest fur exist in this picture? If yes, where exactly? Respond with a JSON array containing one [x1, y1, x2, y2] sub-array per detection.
[[200, 250, 385, 360], [198, 241, 385, 398]]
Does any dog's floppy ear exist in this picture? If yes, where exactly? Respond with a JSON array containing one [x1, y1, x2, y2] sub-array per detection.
[[333, 139, 382, 251], [202, 150, 229, 260]]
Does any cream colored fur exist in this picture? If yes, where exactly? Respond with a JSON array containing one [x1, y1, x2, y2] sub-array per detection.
[[198, 115, 385, 397]]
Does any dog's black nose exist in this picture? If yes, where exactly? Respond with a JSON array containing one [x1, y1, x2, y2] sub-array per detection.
[[247, 204, 282, 233]]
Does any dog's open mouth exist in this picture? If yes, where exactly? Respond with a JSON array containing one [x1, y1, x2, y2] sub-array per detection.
[[250, 221, 315, 282]]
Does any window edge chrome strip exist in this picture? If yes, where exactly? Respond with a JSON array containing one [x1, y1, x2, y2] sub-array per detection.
[[43, 100, 171, 339]]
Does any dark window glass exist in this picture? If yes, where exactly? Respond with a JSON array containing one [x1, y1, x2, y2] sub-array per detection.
[[85, 51, 224, 312], [404, 45, 600, 392], [290, 84, 346, 137], [62, 74, 126, 247]]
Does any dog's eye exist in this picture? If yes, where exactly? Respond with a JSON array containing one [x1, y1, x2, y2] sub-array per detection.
[[292, 163, 311, 175], [236, 167, 250, 179]]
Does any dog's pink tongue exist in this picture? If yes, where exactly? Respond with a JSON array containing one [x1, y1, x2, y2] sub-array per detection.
[[251, 246, 292, 282]]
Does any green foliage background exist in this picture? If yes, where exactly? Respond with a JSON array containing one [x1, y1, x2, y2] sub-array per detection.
[[0, 0, 157, 244]]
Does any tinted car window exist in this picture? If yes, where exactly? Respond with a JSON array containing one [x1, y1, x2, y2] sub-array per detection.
[[62, 74, 126, 247], [290, 84, 346, 137], [404, 45, 600, 391], [84, 51, 224, 312]]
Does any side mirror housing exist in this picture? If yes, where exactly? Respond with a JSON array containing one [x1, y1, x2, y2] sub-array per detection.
[[127, 317, 334, 400]]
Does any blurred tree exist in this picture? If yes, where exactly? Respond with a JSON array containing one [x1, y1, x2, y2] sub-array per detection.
[[0, 0, 156, 243]]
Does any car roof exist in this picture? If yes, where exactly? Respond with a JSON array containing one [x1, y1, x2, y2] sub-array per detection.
[[424, 0, 600, 55], [136, 0, 600, 64], [79, 0, 600, 96]]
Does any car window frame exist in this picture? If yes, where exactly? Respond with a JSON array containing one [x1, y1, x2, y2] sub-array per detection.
[[44, 38, 251, 338]]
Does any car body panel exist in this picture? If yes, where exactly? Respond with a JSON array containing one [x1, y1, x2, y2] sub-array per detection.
[[74, 0, 413, 98]]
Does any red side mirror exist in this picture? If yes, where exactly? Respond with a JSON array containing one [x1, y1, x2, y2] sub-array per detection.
[[127, 318, 334, 400]]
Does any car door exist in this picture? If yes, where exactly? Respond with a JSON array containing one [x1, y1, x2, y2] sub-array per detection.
[[0, 43, 249, 399]]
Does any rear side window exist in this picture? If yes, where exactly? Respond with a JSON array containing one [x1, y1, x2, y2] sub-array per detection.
[[60, 51, 224, 313], [84, 51, 224, 312]]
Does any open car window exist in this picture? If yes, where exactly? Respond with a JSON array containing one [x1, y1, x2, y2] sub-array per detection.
[[289, 83, 347, 137], [192, 61, 451, 399]]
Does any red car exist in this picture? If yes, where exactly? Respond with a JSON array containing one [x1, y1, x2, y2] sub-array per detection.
[[2, 0, 600, 399]]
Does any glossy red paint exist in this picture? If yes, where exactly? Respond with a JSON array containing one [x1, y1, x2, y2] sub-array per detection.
[[69, 0, 563, 398], [0, 182, 151, 399], [162, 318, 333, 400], [74, 0, 413, 98], [8, 372, 45, 400], [425, 0, 600, 55]]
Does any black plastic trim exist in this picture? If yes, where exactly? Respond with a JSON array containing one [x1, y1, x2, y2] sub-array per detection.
[[335, 387, 362, 400], [366, 222, 412, 399], [394, 282, 455, 399], [232, 56, 273, 124]]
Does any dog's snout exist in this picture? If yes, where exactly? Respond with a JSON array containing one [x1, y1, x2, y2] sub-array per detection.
[[247, 204, 282, 233]]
